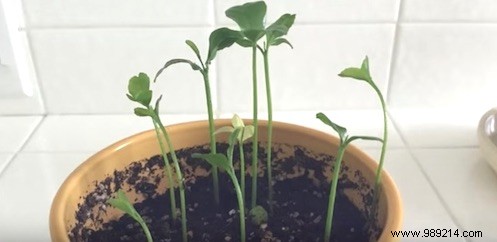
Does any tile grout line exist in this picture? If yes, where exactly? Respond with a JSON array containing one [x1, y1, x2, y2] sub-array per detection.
[[0, 115, 47, 178], [384, 0, 402, 106], [388, 112, 470, 242]]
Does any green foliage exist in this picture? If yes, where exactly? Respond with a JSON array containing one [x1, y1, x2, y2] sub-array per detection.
[[316, 112, 347, 140], [107, 190, 153, 242], [207, 28, 243, 63], [225, 1, 266, 42], [265, 14, 296, 48], [127, 73, 152, 107], [192, 153, 233, 176], [338, 56, 372, 83], [249, 205, 268, 225]]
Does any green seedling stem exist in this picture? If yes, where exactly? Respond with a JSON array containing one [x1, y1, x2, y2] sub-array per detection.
[[151, 118, 177, 220], [316, 112, 383, 242], [250, 44, 259, 209], [153, 116, 188, 242], [262, 48, 274, 213], [192, 128, 246, 242], [201, 69, 220, 205]]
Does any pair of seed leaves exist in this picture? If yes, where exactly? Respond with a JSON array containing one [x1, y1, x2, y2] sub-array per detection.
[[192, 114, 254, 177], [107, 190, 147, 226], [317, 56, 383, 145]]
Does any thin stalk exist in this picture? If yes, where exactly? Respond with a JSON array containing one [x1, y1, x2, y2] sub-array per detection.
[[250, 45, 259, 209], [139, 219, 154, 242], [262, 49, 274, 213], [155, 118, 188, 242], [229, 173, 246, 242], [239, 139, 246, 201], [371, 83, 388, 189], [151, 119, 177, 221], [324, 145, 346, 242], [202, 69, 220, 205]]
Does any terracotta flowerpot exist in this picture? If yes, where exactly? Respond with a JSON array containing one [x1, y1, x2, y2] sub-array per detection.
[[50, 120, 402, 242]]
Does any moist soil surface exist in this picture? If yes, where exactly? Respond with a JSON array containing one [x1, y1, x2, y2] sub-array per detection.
[[71, 143, 374, 242]]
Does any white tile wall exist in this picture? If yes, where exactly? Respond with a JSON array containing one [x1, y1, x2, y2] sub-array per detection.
[[29, 28, 213, 114], [22, 0, 215, 27], [389, 24, 497, 110], [215, 0, 400, 24], [402, 0, 497, 22], [217, 24, 395, 113], [0, 0, 493, 115]]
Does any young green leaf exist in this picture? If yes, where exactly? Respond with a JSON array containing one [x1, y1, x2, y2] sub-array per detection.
[[107, 190, 137, 218], [108, 190, 153, 242], [214, 126, 235, 135], [153, 95, 162, 115], [346, 135, 383, 146], [153, 59, 201, 83], [225, 1, 266, 42], [269, 38, 293, 48], [128, 73, 153, 106], [241, 125, 255, 142], [338, 56, 372, 83], [192, 153, 233, 175], [207, 28, 243, 63], [185, 40, 202, 64], [316, 112, 347, 138], [338, 67, 370, 82], [134, 107, 152, 117], [231, 114, 245, 128], [249, 205, 268, 225], [266, 14, 296, 44]]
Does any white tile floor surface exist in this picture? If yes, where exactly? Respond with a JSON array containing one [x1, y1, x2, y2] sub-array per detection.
[[0, 110, 495, 241]]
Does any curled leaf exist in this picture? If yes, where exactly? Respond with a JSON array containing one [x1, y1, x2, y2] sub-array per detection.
[[207, 28, 243, 63], [214, 126, 234, 135], [270, 38, 293, 48], [134, 107, 152, 117], [231, 114, 245, 128], [316, 112, 347, 139], [266, 14, 296, 44], [185, 40, 202, 63], [154, 59, 201, 83]]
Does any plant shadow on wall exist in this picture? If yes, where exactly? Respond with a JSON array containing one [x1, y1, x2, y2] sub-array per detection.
[[49, 1, 402, 242]]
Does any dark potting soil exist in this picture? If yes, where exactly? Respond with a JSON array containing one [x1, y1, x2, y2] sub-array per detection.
[[70, 143, 376, 242]]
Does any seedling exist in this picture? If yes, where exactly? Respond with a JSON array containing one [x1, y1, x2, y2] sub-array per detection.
[[126, 73, 188, 242], [259, 12, 296, 213], [338, 56, 388, 217], [107, 190, 153, 242], [316, 113, 383, 242], [225, 1, 267, 209], [192, 128, 247, 242], [215, 114, 254, 200], [153, 28, 241, 205]]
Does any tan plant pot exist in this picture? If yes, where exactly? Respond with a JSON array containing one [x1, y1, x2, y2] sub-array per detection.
[[50, 120, 402, 242]]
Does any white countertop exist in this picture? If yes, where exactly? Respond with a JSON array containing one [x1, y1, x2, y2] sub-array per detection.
[[0, 109, 496, 241]]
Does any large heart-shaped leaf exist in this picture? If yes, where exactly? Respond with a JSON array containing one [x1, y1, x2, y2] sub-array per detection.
[[225, 1, 266, 42], [153, 59, 201, 83], [207, 28, 243, 63]]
